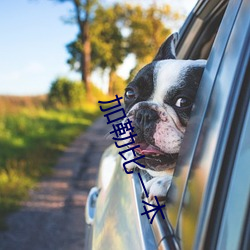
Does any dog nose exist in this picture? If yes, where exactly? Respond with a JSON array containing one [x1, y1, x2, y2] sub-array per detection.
[[135, 109, 159, 129]]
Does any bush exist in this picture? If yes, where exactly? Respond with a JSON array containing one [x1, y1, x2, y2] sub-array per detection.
[[90, 84, 109, 101], [112, 74, 126, 96], [48, 77, 85, 108], [0, 103, 101, 229]]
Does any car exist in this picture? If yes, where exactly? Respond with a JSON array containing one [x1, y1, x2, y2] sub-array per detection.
[[85, 0, 250, 249]]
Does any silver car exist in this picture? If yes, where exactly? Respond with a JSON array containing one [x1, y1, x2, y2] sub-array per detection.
[[85, 0, 250, 249]]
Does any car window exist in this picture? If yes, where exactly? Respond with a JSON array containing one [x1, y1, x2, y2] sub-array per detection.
[[128, 0, 231, 248], [166, 0, 232, 230], [177, 0, 228, 60]]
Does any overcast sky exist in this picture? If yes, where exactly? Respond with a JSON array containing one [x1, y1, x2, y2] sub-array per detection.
[[0, 0, 197, 96]]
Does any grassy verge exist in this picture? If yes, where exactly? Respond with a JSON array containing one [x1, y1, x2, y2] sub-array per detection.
[[0, 96, 102, 230]]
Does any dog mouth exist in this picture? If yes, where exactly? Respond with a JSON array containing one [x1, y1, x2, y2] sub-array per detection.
[[131, 143, 179, 171]]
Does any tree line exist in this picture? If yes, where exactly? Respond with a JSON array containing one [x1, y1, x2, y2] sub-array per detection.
[[53, 0, 176, 97]]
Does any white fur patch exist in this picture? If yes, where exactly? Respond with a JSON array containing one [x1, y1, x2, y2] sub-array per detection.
[[145, 175, 173, 200], [152, 59, 206, 104], [154, 121, 183, 154]]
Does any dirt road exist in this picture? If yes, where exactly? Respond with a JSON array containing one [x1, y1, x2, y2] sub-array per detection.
[[0, 117, 112, 250]]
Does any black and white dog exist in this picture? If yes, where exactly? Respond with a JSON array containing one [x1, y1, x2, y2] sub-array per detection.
[[123, 33, 206, 201]]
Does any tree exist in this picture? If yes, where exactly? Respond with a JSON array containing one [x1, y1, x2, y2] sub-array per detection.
[[90, 4, 127, 95], [67, 4, 127, 95], [54, 0, 98, 97], [124, 4, 172, 72], [65, 3, 174, 94]]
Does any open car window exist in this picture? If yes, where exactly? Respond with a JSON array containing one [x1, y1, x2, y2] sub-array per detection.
[[177, 0, 229, 60], [133, 0, 231, 248], [164, 0, 230, 228]]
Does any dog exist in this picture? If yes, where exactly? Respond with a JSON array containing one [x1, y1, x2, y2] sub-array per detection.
[[122, 33, 206, 202]]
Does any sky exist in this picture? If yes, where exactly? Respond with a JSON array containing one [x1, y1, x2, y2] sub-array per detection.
[[0, 0, 197, 96]]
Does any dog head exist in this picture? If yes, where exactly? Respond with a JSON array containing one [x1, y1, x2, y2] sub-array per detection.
[[124, 33, 206, 175]]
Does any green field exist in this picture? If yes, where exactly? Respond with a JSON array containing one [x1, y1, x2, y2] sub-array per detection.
[[0, 96, 101, 229]]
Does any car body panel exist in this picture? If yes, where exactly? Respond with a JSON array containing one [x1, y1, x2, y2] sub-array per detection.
[[92, 145, 157, 250]]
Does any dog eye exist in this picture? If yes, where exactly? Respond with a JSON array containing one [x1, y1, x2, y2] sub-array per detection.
[[175, 97, 192, 108], [125, 89, 136, 99]]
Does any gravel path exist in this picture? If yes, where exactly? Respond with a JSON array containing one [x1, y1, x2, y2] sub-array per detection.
[[0, 117, 112, 250]]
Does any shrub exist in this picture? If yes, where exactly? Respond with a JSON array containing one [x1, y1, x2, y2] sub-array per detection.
[[90, 84, 109, 101], [48, 77, 85, 108], [112, 74, 126, 96]]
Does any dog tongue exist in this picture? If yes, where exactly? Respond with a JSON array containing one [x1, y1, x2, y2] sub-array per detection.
[[134, 143, 163, 155]]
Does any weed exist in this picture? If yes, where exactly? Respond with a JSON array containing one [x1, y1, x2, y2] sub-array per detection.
[[0, 96, 101, 230]]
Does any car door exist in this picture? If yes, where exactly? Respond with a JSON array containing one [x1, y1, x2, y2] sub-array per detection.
[[166, 0, 250, 249]]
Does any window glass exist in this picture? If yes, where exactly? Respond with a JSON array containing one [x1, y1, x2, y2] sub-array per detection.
[[216, 97, 250, 249]]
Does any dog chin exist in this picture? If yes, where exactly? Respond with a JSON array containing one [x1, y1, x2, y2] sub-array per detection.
[[132, 143, 179, 172], [137, 153, 178, 172]]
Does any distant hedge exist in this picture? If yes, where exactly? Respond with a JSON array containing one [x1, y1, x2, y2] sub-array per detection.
[[48, 77, 85, 108]]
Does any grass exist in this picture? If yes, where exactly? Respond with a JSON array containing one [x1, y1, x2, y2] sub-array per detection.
[[0, 95, 102, 230]]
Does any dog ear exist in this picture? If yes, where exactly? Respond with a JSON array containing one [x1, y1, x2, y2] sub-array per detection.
[[153, 32, 179, 61]]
